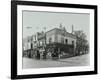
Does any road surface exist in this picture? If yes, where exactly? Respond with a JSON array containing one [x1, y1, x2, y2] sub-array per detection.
[[23, 54, 90, 69]]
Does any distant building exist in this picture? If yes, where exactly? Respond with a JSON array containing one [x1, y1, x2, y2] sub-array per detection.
[[31, 34, 38, 49], [23, 36, 33, 57], [37, 32, 46, 47], [23, 36, 32, 51]]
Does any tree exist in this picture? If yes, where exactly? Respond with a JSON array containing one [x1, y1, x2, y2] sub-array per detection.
[[59, 23, 63, 29], [62, 26, 67, 32], [74, 30, 89, 55], [59, 23, 67, 34], [74, 30, 86, 40]]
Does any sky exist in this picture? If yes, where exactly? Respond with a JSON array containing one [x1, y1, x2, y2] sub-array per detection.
[[23, 11, 90, 41]]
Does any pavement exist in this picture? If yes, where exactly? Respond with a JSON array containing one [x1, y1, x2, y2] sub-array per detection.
[[22, 54, 90, 69]]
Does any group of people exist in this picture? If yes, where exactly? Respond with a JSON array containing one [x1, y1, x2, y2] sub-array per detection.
[[34, 49, 47, 60], [23, 47, 63, 60], [34, 47, 60, 60]]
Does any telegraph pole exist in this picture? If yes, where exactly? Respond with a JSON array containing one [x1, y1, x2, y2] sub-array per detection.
[[43, 27, 47, 59], [43, 27, 46, 47], [72, 25, 74, 34]]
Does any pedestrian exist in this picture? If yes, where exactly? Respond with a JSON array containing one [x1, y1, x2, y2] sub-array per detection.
[[36, 49, 40, 59], [43, 48, 47, 60]]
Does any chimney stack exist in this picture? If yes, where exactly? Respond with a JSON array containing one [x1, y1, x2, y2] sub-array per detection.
[[72, 25, 74, 34]]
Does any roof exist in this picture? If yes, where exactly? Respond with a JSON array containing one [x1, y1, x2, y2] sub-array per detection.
[[46, 28, 77, 39]]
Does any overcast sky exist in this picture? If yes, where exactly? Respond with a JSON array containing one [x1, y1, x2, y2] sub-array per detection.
[[23, 11, 90, 41]]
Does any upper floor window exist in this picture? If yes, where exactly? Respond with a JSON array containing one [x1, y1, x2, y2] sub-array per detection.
[[61, 37, 64, 44], [49, 37, 52, 44], [72, 41, 74, 46], [65, 39, 68, 44]]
